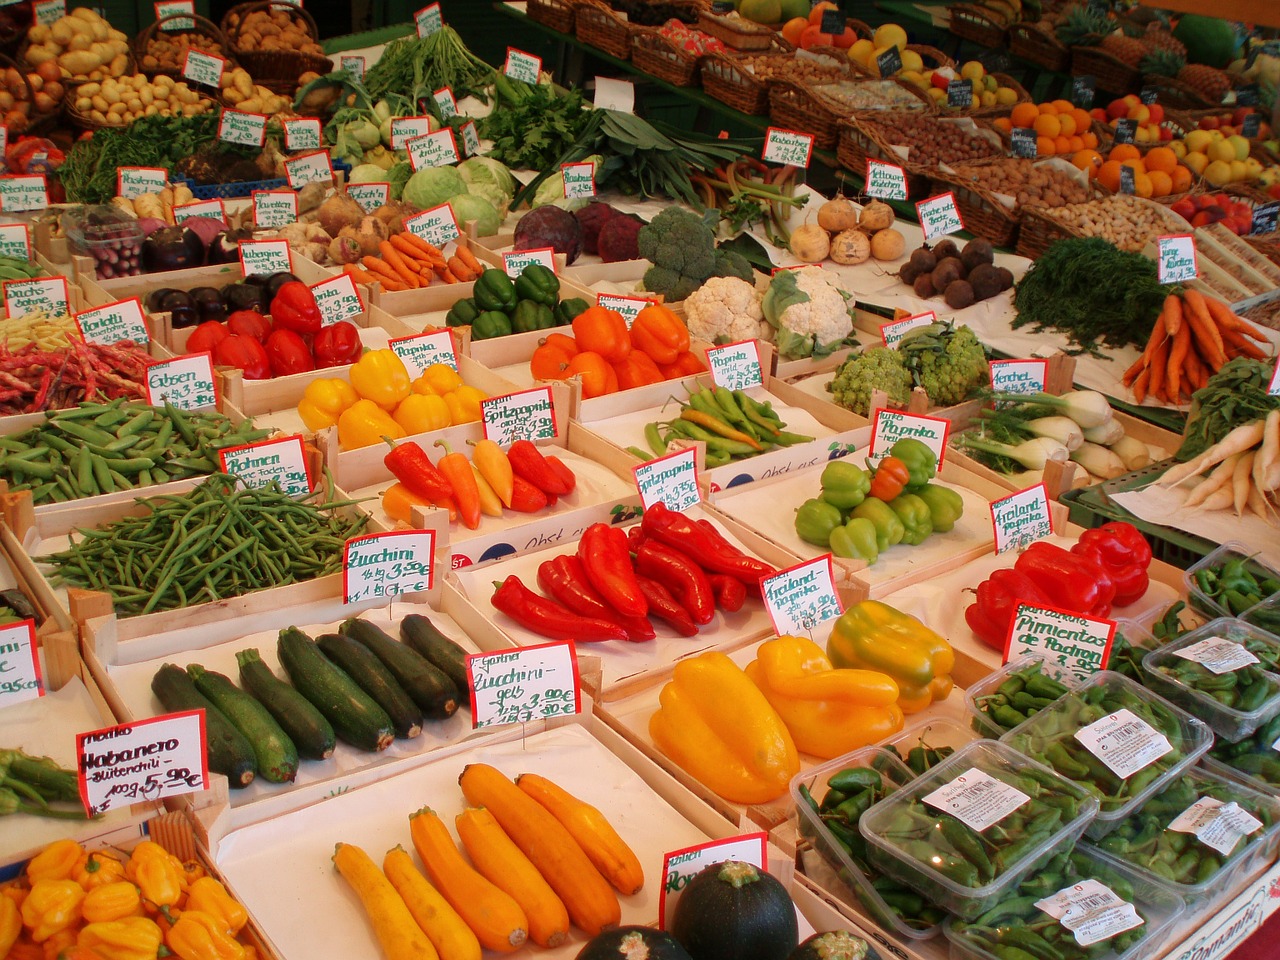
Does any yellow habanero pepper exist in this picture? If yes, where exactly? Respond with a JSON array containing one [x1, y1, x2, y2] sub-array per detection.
[[125, 842, 183, 909], [26, 839, 84, 884], [297, 378, 359, 432], [78, 915, 165, 960], [1, 895, 20, 957], [391, 392, 451, 435], [826, 600, 955, 714], [43, 926, 78, 958], [744, 636, 905, 759], [338, 399, 406, 450], [166, 909, 246, 960], [73, 850, 127, 891], [82, 881, 143, 923], [349, 349, 411, 410], [649, 651, 799, 804], [183, 878, 247, 936], [20, 880, 83, 942]]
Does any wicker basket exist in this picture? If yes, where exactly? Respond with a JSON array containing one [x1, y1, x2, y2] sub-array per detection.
[[949, 4, 1010, 48], [1140, 72, 1229, 110], [1246, 233, 1280, 267], [968, 72, 1032, 118], [223, 2, 330, 95], [930, 163, 1021, 247], [1016, 203, 1077, 258], [1008, 21, 1069, 72], [631, 28, 703, 86], [908, 43, 955, 72], [700, 49, 830, 115], [576, 1, 636, 60], [860, 115, 1004, 198], [66, 96, 217, 132], [0, 53, 57, 137], [0, 3, 31, 60], [1092, 111, 1193, 154], [528, 0, 579, 34], [769, 77, 933, 152], [1070, 45, 1140, 96], [133, 14, 234, 81], [697, 10, 776, 51]]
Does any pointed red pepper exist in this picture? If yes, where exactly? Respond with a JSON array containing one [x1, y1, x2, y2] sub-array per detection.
[[578, 522, 648, 619], [384, 440, 452, 503], [634, 574, 697, 636], [537, 555, 654, 641], [635, 539, 715, 625], [508, 439, 571, 496], [490, 576, 628, 643]]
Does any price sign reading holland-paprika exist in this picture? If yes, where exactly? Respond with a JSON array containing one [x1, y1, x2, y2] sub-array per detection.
[[78, 712, 208, 815], [219, 434, 312, 497], [343, 530, 436, 605], [990, 482, 1054, 555], [705, 339, 763, 391], [659, 834, 766, 929], [868, 409, 950, 467], [866, 159, 908, 201], [481, 386, 557, 446], [762, 126, 813, 167], [75, 297, 149, 347], [989, 358, 1048, 395], [761, 555, 843, 636], [0, 620, 41, 709], [634, 447, 700, 513], [466, 641, 580, 729], [1005, 603, 1115, 683], [596, 294, 650, 328], [390, 330, 458, 379], [145, 353, 217, 411]]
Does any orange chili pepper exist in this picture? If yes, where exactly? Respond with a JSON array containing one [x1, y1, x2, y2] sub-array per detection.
[[433, 440, 482, 530], [571, 306, 631, 363]]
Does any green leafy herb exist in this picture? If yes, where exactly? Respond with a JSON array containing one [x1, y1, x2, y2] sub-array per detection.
[[364, 27, 494, 105], [479, 85, 592, 171], [1176, 357, 1280, 461]]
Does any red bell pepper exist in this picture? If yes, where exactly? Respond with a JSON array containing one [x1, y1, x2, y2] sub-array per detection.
[[185, 320, 229, 355], [634, 539, 715, 625], [213, 334, 270, 380], [1014, 541, 1116, 619], [964, 568, 1055, 652], [536, 554, 655, 641], [490, 575, 628, 643], [226, 310, 272, 341], [1070, 522, 1152, 608], [543, 454, 577, 495], [270, 281, 323, 336], [706, 574, 746, 613], [578, 522, 648, 619], [264, 329, 315, 377], [313, 321, 363, 368]]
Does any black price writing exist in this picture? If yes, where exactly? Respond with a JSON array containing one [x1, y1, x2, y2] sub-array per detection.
[[711, 0, 733, 13], [1113, 118, 1137, 144], [1139, 86, 1157, 105], [1118, 165, 1135, 195], [1073, 74, 1095, 108], [1252, 202, 1280, 236], [948, 79, 972, 108]]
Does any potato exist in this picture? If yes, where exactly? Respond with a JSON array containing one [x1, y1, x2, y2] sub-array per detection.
[[23, 46, 54, 66], [58, 50, 99, 76], [70, 8, 99, 23], [27, 24, 50, 44], [49, 19, 74, 46], [90, 20, 107, 42]]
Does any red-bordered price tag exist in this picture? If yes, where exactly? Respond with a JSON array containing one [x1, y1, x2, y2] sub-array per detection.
[[989, 482, 1054, 555], [0, 174, 48, 212], [880, 310, 936, 347], [415, 2, 442, 36], [762, 126, 813, 167], [916, 192, 964, 241], [4, 276, 68, 319], [1004, 602, 1116, 683], [466, 641, 581, 728], [865, 159, 908, 200], [389, 329, 458, 378], [0, 222, 30, 260], [989, 358, 1048, 395], [284, 151, 333, 189], [239, 239, 293, 277], [760, 555, 843, 636], [77, 711, 208, 816], [282, 117, 323, 152], [659, 834, 766, 929], [252, 189, 297, 229], [868, 408, 950, 467], [0, 619, 42, 709], [481, 386, 557, 446], [705, 339, 763, 391], [343, 530, 436, 605], [218, 108, 267, 147], [219, 434, 313, 497], [145, 353, 217, 411], [633, 447, 700, 513], [75, 297, 150, 346]]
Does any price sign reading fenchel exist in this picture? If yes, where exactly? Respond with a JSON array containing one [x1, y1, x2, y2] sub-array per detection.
[[145, 353, 217, 411], [761, 555, 843, 636], [467, 641, 581, 729], [990, 482, 1054, 555], [634, 447, 700, 514], [762, 126, 814, 167], [77, 711, 208, 816], [481, 386, 557, 446], [1004, 603, 1115, 684], [343, 530, 436, 605], [659, 834, 767, 929], [0, 619, 42, 709], [989, 358, 1048, 395]]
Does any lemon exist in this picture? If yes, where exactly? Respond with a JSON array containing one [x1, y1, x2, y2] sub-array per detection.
[[873, 23, 907, 52]]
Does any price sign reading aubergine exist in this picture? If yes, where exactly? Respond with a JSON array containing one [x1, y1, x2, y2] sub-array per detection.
[[343, 530, 436, 605], [466, 641, 581, 729]]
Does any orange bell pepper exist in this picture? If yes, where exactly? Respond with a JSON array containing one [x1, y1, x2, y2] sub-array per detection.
[[124, 842, 184, 909], [630, 304, 689, 365], [530, 341, 575, 381], [658, 350, 708, 380], [566, 351, 618, 398], [612, 351, 664, 391], [542, 332, 579, 357], [571, 306, 631, 363]]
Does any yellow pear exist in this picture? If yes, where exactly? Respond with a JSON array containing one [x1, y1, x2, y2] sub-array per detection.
[[899, 49, 923, 72], [1207, 139, 1237, 164], [1227, 134, 1250, 161], [961, 60, 985, 81]]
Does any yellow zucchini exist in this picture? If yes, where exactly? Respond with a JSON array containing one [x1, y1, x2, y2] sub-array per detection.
[[333, 842, 438, 960], [383, 846, 482, 960]]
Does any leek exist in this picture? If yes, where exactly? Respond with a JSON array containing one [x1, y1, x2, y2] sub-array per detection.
[[1027, 416, 1083, 452]]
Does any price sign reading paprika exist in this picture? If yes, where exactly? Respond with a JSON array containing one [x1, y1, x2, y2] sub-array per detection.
[[502, 248, 557, 278], [0, 223, 30, 260], [705, 339, 764, 391], [4, 276, 68, 319], [343, 530, 436, 605], [75, 297, 149, 347], [310, 273, 364, 326], [1157, 234, 1198, 284], [466, 641, 580, 729], [390, 330, 458, 378], [634, 447, 700, 513], [145, 353, 217, 411], [219, 434, 312, 497], [481, 386, 557, 446], [1005, 603, 1116, 683], [868, 409, 950, 467], [77, 712, 208, 816], [990, 483, 1054, 555], [596, 294, 650, 327], [659, 834, 767, 929], [916, 192, 964, 241], [865, 160, 908, 201], [761, 555, 843, 636], [880, 310, 936, 347], [989, 358, 1048, 395], [762, 126, 814, 167], [0, 620, 41, 709]]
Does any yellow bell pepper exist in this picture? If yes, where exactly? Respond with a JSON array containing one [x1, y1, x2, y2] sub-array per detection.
[[416, 362, 463, 395], [20, 879, 83, 942], [348, 349, 411, 410], [297, 378, 359, 432], [82, 881, 143, 923], [391, 392, 451, 435], [443, 384, 486, 424], [73, 850, 127, 892], [166, 909, 246, 960], [77, 916, 165, 960], [338, 399, 406, 450], [744, 636, 905, 759], [184, 878, 247, 936], [826, 600, 955, 714], [125, 842, 184, 909], [0, 895, 20, 958], [649, 651, 799, 804], [26, 839, 84, 884]]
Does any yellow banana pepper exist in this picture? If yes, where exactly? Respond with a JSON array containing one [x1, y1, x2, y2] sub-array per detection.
[[166, 909, 246, 960], [82, 881, 143, 923], [20, 879, 83, 942], [73, 850, 127, 891], [297, 378, 358, 432], [391, 392, 451, 435], [826, 600, 955, 714], [744, 636, 905, 759], [338, 399, 406, 450], [649, 651, 799, 804], [0, 895, 19, 957], [184, 878, 248, 936], [125, 841, 183, 909], [348, 349, 411, 410], [26, 839, 84, 884], [77, 916, 165, 960]]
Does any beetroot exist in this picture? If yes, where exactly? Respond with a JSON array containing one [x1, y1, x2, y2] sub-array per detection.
[[575, 202, 618, 255], [514, 206, 584, 264], [598, 215, 643, 263]]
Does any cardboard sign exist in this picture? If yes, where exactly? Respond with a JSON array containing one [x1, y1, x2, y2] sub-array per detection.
[[762, 126, 814, 167], [75, 297, 149, 346], [1113, 118, 1137, 145], [0, 174, 48, 212], [219, 434, 312, 497], [1005, 603, 1116, 683], [634, 447, 700, 513], [282, 117, 322, 152], [990, 483, 1054, 554], [1072, 74, 1095, 109], [433, 87, 458, 119], [481, 386, 557, 446], [1244, 113, 1263, 139], [0, 223, 30, 260], [916, 192, 964, 241], [503, 248, 556, 278], [504, 48, 542, 85], [117, 167, 168, 199], [1118, 164, 1135, 196], [252, 189, 298, 229], [155, 0, 195, 30], [182, 49, 225, 88], [407, 129, 459, 170], [1157, 234, 1198, 284], [404, 203, 460, 247], [239, 239, 292, 277], [868, 408, 950, 467], [310, 273, 364, 326], [460, 121, 481, 158], [343, 530, 436, 604], [390, 330, 458, 378], [990, 358, 1048, 395], [173, 198, 225, 223], [467, 641, 581, 728], [415, 2, 442, 36], [349, 182, 390, 213], [4, 276, 68, 319], [284, 151, 333, 189], [561, 161, 596, 199], [594, 76, 635, 113], [34, 0, 66, 22], [390, 116, 433, 150], [761, 555, 843, 636], [77, 712, 208, 816], [0, 619, 42, 709], [1011, 127, 1037, 158], [597, 294, 651, 328], [145, 353, 217, 411], [659, 834, 767, 929], [880, 310, 936, 347], [706, 339, 764, 391], [340, 55, 366, 81], [218, 109, 267, 147]]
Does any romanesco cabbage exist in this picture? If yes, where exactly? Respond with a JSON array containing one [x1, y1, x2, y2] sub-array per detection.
[[827, 348, 912, 416], [899, 324, 988, 407]]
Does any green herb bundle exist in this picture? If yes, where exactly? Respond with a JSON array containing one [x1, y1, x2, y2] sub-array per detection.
[[363, 26, 494, 104], [479, 85, 592, 171], [1176, 357, 1280, 461]]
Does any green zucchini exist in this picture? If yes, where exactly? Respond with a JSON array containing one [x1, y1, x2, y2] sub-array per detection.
[[277, 627, 395, 753], [188, 663, 299, 783], [236, 648, 336, 761], [341, 617, 460, 720], [396, 615, 470, 697], [316, 632, 423, 739], [150, 663, 256, 788]]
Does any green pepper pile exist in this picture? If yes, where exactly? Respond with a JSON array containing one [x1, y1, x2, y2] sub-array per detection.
[[638, 387, 813, 469], [1190, 552, 1280, 617], [794, 439, 963, 564], [883, 737, 955, 774], [1107, 602, 1186, 680], [1151, 635, 1280, 714], [1210, 712, 1280, 788], [973, 661, 1071, 735], [445, 264, 588, 339]]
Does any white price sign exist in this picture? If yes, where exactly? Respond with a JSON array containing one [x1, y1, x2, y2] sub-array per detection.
[[173, 199, 225, 223], [761, 555, 843, 636], [481, 386, 557, 446], [77, 712, 208, 816], [990, 483, 1054, 555], [916, 192, 965, 241], [252, 189, 298, 228], [504, 48, 542, 84], [310, 274, 364, 327], [154, 0, 195, 30], [990, 358, 1048, 395], [116, 167, 168, 199], [0, 223, 30, 260], [503, 248, 557, 278], [390, 116, 433, 150], [407, 130, 459, 170], [561, 161, 595, 199], [433, 87, 458, 119], [145, 353, 217, 411], [340, 55, 366, 80], [460, 121, 480, 157], [349, 182, 390, 213], [1076, 707, 1173, 779], [1269, 358, 1280, 397], [218, 109, 267, 147], [658, 834, 767, 929], [0, 174, 49, 212], [866, 159, 908, 201], [1157, 234, 1199, 284], [75, 297, 150, 346], [466, 642, 581, 728], [285, 151, 333, 189], [762, 126, 814, 167], [404, 203, 459, 247], [282, 117, 323, 152], [597, 294, 650, 328], [343, 531, 436, 604], [0, 620, 42, 709], [390, 330, 458, 378], [594, 76, 635, 113], [1006, 604, 1116, 683], [239, 239, 293, 277], [33, 0, 65, 25], [4, 276, 68, 319], [868, 408, 950, 467], [182, 49, 225, 88], [415, 2, 442, 36], [220, 434, 312, 497], [880, 310, 935, 347], [705, 339, 763, 391], [634, 447, 700, 513]]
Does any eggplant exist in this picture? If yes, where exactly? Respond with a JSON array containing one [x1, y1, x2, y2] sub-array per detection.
[[190, 286, 228, 322], [146, 287, 178, 313], [222, 282, 264, 313], [141, 226, 205, 273], [264, 272, 300, 301], [206, 228, 250, 265], [158, 290, 198, 328]]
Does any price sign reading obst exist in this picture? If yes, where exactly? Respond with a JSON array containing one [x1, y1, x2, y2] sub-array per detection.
[[343, 530, 436, 605]]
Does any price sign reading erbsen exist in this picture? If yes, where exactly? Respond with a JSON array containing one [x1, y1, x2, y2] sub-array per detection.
[[145, 353, 217, 411], [0, 620, 41, 709], [762, 126, 813, 167], [467, 642, 580, 728], [482, 386, 556, 446], [343, 531, 436, 605], [77, 712, 208, 816]]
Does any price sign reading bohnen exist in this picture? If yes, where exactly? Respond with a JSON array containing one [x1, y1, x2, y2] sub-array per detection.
[[0, 223, 30, 260], [343, 531, 436, 605], [75, 297, 150, 347], [77, 712, 208, 816], [4, 276, 68, 319], [0, 619, 42, 709], [219, 434, 312, 497], [466, 642, 580, 729]]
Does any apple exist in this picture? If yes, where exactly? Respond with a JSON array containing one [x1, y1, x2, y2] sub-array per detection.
[[1106, 98, 1129, 121], [1268, 183, 1280, 200], [1091, 108, 1107, 122], [1201, 115, 1221, 130]]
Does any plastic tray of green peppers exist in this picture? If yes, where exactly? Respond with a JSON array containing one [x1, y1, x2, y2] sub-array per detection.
[[1107, 605, 1189, 681], [858, 740, 1099, 921], [1140, 618, 1280, 741], [1206, 710, 1280, 791], [999, 671, 1212, 840], [1183, 540, 1280, 621], [1083, 764, 1280, 918], [880, 716, 976, 773], [967, 656, 1075, 738], [1244, 593, 1280, 649], [792, 747, 950, 941], [943, 847, 1185, 960]]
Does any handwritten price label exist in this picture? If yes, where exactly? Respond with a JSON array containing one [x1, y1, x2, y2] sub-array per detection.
[[1269, 358, 1280, 397], [252, 189, 298, 229], [865, 160, 908, 200], [706, 339, 764, 391], [0, 174, 48, 212], [880, 310, 936, 347], [503, 48, 542, 84], [155, 0, 195, 30], [220, 434, 312, 497], [282, 117, 322, 152], [433, 87, 458, 119], [762, 555, 843, 636], [4, 276, 68, 319], [0, 223, 30, 260], [390, 330, 458, 378], [182, 49, 225, 88], [868, 408, 950, 467], [343, 531, 436, 605], [503, 248, 556, 278], [285, 151, 333, 189], [916, 192, 965, 241], [1157, 234, 1198, 284], [117, 167, 167, 199], [1010, 127, 1037, 158], [349, 182, 390, 213], [415, 2, 442, 36], [990, 483, 1054, 555], [460, 121, 480, 158], [659, 834, 766, 929], [32, 0, 64, 24], [597, 294, 651, 328], [218, 109, 267, 147], [561, 161, 596, 199], [634, 448, 700, 513], [239, 239, 292, 277], [990, 359, 1048, 395], [310, 274, 364, 326], [481, 386, 557, 446], [77, 712, 208, 816], [404, 203, 459, 247], [0, 620, 41, 709], [407, 129, 459, 170], [762, 126, 814, 167], [173, 199, 224, 223], [467, 642, 580, 729], [75, 297, 149, 347], [340, 55, 366, 80], [1005, 604, 1115, 683], [390, 116, 433, 150], [145, 353, 217, 411]]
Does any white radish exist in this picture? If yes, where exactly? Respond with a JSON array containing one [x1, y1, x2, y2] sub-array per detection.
[[1202, 486, 1236, 511], [1157, 421, 1266, 486], [1184, 453, 1241, 507], [1261, 410, 1280, 491], [1233, 451, 1255, 517], [1110, 435, 1152, 471]]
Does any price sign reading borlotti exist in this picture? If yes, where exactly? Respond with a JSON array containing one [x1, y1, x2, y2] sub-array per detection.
[[762, 126, 814, 167], [868, 409, 950, 467], [145, 353, 217, 411], [467, 642, 581, 729], [634, 447, 700, 513], [219, 434, 312, 497], [762, 555, 843, 636], [310, 274, 364, 326], [916, 192, 965, 241], [990, 482, 1054, 555], [482, 386, 557, 446], [75, 297, 149, 347], [0, 619, 42, 709], [1157, 234, 1198, 284], [343, 530, 436, 605], [866, 160, 908, 201], [881, 310, 936, 347], [4, 277, 68, 319], [1005, 603, 1116, 683], [659, 833, 767, 929], [77, 711, 208, 816], [990, 358, 1048, 395], [706, 339, 764, 390], [390, 330, 458, 378]]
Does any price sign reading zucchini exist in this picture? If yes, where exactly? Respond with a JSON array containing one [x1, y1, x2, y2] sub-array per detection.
[[659, 834, 767, 929], [990, 482, 1054, 555], [75, 297, 149, 347], [145, 353, 217, 411], [868, 408, 950, 466], [503, 48, 542, 85], [634, 447, 700, 513], [1157, 234, 1198, 284], [4, 276, 68, 319], [0, 620, 41, 709], [239, 239, 292, 277], [705, 339, 763, 391], [282, 117, 322, 152], [481, 386, 557, 446], [0, 223, 30, 260], [77, 711, 208, 816], [466, 642, 581, 729], [182, 49, 225, 88], [407, 130, 459, 171], [310, 273, 364, 326], [220, 434, 312, 497], [0, 174, 48, 212], [762, 126, 813, 167], [404, 203, 459, 247], [502, 248, 556, 278], [218, 109, 267, 147], [1005, 603, 1115, 683], [343, 530, 436, 605], [916, 192, 964, 241], [117, 167, 168, 199], [284, 151, 333, 189], [349, 182, 390, 213], [880, 310, 936, 347], [761, 555, 843, 636], [415, 2, 442, 36], [989, 358, 1048, 395], [390, 330, 458, 378], [252, 189, 298, 228]]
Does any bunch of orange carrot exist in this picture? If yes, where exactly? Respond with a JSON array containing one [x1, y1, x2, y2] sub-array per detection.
[[1123, 288, 1272, 405], [342, 235, 483, 291]]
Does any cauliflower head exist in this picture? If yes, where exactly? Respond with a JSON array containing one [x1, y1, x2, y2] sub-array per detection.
[[827, 348, 911, 416], [682, 277, 768, 345], [761, 267, 854, 360]]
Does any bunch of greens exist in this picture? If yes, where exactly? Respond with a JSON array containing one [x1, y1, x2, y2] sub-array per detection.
[[1011, 237, 1166, 358], [0, 749, 93, 820], [480, 84, 592, 171], [1177, 357, 1280, 461], [364, 26, 494, 104]]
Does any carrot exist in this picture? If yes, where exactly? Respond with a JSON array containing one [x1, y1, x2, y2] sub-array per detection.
[[1162, 293, 1183, 337], [344, 265, 378, 285], [403, 232, 446, 262], [1166, 322, 1190, 401], [1148, 333, 1170, 402], [361, 257, 410, 290], [1132, 365, 1151, 404], [1184, 345, 1206, 391], [1181, 288, 1225, 362], [1203, 294, 1268, 340], [455, 244, 484, 275], [434, 263, 460, 284], [390, 233, 433, 263], [379, 241, 422, 288], [1221, 327, 1269, 360], [447, 255, 477, 282]]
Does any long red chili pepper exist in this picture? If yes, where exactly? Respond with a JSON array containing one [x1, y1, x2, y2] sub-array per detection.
[[543, 454, 577, 494], [578, 522, 648, 619], [641, 503, 776, 584], [537, 555, 655, 642], [509, 474, 549, 513], [508, 439, 571, 496], [706, 574, 747, 613], [384, 440, 452, 502], [490, 575, 628, 642], [634, 540, 715, 625], [434, 440, 481, 530], [633, 574, 697, 637]]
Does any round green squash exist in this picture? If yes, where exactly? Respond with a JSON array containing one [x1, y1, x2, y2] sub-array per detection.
[[576, 926, 693, 960], [671, 861, 798, 960], [788, 931, 872, 960]]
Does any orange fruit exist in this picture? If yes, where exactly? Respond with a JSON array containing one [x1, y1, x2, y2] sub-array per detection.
[[1145, 146, 1177, 175], [1053, 135, 1073, 155], [1071, 149, 1103, 178], [1147, 170, 1173, 197], [1057, 113, 1077, 137], [1038, 102, 1057, 115], [992, 116, 1012, 133], [809, 2, 838, 25], [1072, 108, 1093, 133], [1170, 165, 1193, 192], [1133, 172, 1153, 198], [1121, 156, 1146, 174], [1109, 143, 1140, 163], [1097, 160, 1124, 191], [1010, 102, 1040, 128], [1068, 135, 1085, 153], [1036, 135, 1055, 157], [1033, 113, 1061, 138], [781, 17, 808, 45], [1082, 130, 1099, 149], [1052, 99, 1075, 114]]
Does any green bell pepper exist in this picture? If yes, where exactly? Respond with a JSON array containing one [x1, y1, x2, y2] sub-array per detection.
[[474, 268, 518, 313], [514, 264, 560, 307], [471, 310, 514, 340], [890, 437, 937, 492], [915, 483, 963, 532], [511, 299, 556, 334], [888, 493, 933, 545], [830, 517, 880, 563], [554, 297, 589, 326], [795, 497, 842, 547], [820, 460, 870, 511], [850, 497, 904, 551], [445, 297, 479, 328]]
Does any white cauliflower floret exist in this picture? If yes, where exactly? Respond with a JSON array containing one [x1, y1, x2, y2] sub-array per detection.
[[762, 267, 854, 360], [682, 276, 768, 344]]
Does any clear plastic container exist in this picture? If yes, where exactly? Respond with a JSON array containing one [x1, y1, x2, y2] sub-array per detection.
[[1183, 540, 1280, 621], [1141, 618, 1280, 741], [999, 671, 1213, 839], [1103, 620, 1160, 683], [792, 747, 947, 940], [1081, 764, 1280, 922], [1242, 593, 1280, 642], [879, 715, 979, 774], [943, 846, 1185, 960], [965, 655, 1075, 738], [61, 205, 145, 280], [858, 740, 1098, 920]]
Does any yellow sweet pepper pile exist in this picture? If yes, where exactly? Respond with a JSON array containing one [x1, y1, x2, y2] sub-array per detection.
[[826, 600, 955, 714], [296, 351, 488, 449], [0, 837, 260, 960]]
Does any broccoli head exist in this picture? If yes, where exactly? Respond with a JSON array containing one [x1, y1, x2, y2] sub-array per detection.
[[638, 207, 719, 292], [827, 348, 912, 416], [713, 249, 754, 282]]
